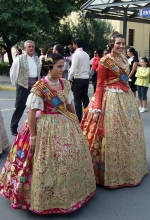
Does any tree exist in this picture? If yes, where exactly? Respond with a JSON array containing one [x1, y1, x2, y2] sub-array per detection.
[[44, 13, 114, 55], [0, 0, 86, 65]]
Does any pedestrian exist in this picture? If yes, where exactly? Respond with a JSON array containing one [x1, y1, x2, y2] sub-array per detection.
[[68, 38, 90, 122], [0, 110, 9, 154], [102, 49, 109, 57], [90, 49, 102, 93], [10, 40, 40, 136], [39, 48, 47, 78], [127, 47, 139, 97], [135, 57, 150, 113], [0, 53, 96, 214], [81, 33, 148, 188]]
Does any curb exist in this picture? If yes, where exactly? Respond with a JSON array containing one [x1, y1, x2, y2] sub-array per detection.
[[0, 85, 16, 91]]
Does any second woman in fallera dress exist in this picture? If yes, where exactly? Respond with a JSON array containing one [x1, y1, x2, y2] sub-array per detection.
[[81, 33, 148, 188]]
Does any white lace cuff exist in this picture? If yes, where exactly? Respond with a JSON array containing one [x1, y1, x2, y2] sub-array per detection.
[[26, 93, 44, 110], [91, 109, 101, 113]]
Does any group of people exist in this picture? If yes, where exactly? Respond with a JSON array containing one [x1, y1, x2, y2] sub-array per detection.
[[127, 47, 150, 113], [0, 33, 149, 214]]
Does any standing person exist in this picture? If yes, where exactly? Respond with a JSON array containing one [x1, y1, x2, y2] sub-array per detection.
[[90, 49, 102, 93], [135, 57, 150, 112], [127, 47, 139, 97], [10, 40, 40, 136], [53, 44, 70, 79], [39, 48, 47, 78], [39, 48, 47, 65], [0, 53, 96, 214], [81, 33, 148, 188], [68, 38, 90, 122], [0, 110, 9, 154], [102, 49, 109, 57]]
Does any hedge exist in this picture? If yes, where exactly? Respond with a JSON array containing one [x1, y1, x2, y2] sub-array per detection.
[[0, 63, 10, 76]]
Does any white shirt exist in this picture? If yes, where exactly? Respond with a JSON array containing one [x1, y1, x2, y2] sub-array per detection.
[[68, 48, 90, 81], [10, 54, 38, 86]]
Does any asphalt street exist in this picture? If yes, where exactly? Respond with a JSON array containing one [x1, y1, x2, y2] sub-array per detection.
[[0, 87, 150, 220]]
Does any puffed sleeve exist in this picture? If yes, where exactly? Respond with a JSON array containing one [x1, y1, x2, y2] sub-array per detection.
[[94, 64, 108, 110], [26, 93, 44, 110]]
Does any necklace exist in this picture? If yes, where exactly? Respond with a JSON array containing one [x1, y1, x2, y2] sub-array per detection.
[[46, 76, 60, 86], [114, 56, 122, 62]]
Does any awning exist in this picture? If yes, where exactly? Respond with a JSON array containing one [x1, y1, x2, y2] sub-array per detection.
[[81, 0, 150, 24]]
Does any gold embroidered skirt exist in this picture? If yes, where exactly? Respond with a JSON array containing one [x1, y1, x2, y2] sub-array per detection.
[[81, 90, 148, 188], [0, 113, 95, 214]]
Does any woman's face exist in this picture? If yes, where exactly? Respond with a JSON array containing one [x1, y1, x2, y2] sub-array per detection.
[[103, 51, 108, 57], [51, 59, 64, 79], [94, 51, 98, 57], [113, 37, 125, 55], [140, 59, 147, 67], [127, 49, 133, 57]]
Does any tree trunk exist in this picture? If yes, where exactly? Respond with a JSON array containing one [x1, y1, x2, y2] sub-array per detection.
[[6, 43, 13, 67]]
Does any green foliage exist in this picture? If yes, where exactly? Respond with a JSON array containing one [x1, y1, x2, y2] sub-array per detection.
[[46, 13, 114, 55], [0, 0, 86, 65], [0, 63, 10, 76]]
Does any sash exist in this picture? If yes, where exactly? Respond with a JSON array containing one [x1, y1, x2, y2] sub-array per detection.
[[31, 80, 79, 123], [100, 56, 129, 86]]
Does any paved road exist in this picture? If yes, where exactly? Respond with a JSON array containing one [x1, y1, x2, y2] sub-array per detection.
[[0, 86, 150, 220]]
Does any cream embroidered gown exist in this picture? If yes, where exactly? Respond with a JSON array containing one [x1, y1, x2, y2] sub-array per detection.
[[0, 78, 96, 214]]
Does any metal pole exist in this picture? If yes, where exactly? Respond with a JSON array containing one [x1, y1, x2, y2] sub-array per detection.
[[123, 9, 127, 38], [149, 26, 150, 62]]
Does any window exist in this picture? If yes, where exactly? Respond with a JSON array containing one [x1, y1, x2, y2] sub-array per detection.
[[128, 29, 134, 46]]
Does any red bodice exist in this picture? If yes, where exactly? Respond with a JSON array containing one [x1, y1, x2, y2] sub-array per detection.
[[94, 64, 129, 109]]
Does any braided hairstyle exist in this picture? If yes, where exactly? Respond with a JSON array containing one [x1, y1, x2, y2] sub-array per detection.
[[41, 53, 64, 74]]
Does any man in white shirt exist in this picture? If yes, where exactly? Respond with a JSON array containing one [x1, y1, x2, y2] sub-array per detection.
[[10, 40, 40, 136], [68, 38, 90, 122]]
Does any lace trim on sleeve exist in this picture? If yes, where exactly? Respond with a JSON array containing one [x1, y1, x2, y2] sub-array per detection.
[[89, 108, 101, 113], [26, 93, 44, 110]]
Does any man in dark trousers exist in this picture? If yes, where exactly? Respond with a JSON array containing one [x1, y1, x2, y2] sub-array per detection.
[[68, 38, 90, 122], [10, 40, 40, 136]]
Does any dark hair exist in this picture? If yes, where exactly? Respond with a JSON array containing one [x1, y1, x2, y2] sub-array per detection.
[[103, 49, 109, 55], [17, 48, 22, 55], [54, 44, 64, 56], [94, 49, 103, 57], [41, 48, 47, 55], [141, 57, 149, 67], [108, 33, 125, 52], [47, 47, 53, 55], [73, 38, 83, 48], [68, 44, 75, 53], [41, 53, 64, 72]]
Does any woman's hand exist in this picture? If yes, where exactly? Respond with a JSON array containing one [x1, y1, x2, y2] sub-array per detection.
[[93, 112, 100, 123], [29, 140, 36, 154]]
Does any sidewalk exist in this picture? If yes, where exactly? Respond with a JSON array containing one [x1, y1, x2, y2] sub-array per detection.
[[0, 75, 16, 91]]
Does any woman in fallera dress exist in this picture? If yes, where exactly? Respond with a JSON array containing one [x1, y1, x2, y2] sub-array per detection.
[[0, 53, 96, 214], [81, 33, 148, 188]]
